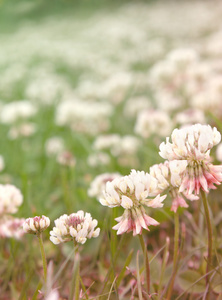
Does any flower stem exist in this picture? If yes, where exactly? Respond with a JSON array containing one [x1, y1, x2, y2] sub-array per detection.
[[69, 242, 80, 300], [166, 210, 179, 300], [158, 237, 170, 298], [139, 234, 150, 296], [173, 211, 179, 270], [37, 233, 47, 285], [201, 190, 213, 293]]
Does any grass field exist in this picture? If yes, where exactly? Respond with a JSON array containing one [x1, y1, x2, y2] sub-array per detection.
[[1, 0, 222, 299]]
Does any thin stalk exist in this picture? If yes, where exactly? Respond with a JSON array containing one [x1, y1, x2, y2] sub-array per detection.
[[139, 234, 150, 296], [158, 238, 170, 298], [136, 251, 143, 300], [98, 234, 125, 298], [69, 242, 80, 300], [201, 190, 213, 297], [37, 233, 47, 285], [166, 210, 180, 300]]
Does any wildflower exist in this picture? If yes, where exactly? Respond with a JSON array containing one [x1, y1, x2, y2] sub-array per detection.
[[0, 100, 37, 124], [0, 184, 23, 215], [8, 122, 37, 139], [0, 216, 25, 239], [150, 161, 198, 212], [87, 152, 110, 167], [23, 215, 50, 235], [159, 124, 222, 195], [93, 134, 141, 157], [56, 151, 76, 167], [45, 137, 65, 157], [50, 211, 100, 245], [123, 96, 151, 118], [135, 109, 173, 138], [88, 173, 121, 199], [174, 108, 205, 126], [55, 100, 112, 135], [100, 169, 166, 236]]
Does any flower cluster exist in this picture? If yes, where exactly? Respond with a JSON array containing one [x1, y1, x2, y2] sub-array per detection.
[[0, 184, 23, 215], [159, 124, 222, 196], [100, 169, 166, 235], [50, 211, 100, 245], [150, 161, 198, 212], [88, 173, 121, 199], [23, 215, 50, 235], [0, 216, 25, 239]]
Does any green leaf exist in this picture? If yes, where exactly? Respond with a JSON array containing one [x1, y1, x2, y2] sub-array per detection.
[[178, 270, 206, 294]]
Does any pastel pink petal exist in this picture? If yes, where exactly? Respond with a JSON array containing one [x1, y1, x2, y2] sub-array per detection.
[[171, 196, 188, 213], [188, 177, 195, 194], [113, 218, 129, 235], [143, 214, 159, 227], [199, 175, 209, 193]]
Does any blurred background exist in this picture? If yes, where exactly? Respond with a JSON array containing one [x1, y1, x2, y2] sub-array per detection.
[[0, 0, 222, 220]]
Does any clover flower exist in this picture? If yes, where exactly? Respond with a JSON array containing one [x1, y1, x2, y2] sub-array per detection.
[[23, 215, 50, 235], [0, 184, 23, 215], [88, 173, 121, 199], [100, 169, 166, 236], [159, 124, 222, 195], [50, 211, 100, 245], [0, 216, 25, 239], [135, 109, 173, 138], [56, 151, 76, 167], [0, 100, 37, 125], [150, 161, 198, 212], [45, 137, 65, 157]]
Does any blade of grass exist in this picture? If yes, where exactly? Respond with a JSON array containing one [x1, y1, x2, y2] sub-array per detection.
[[31, 281, 42, 300], [116, 249, 134, 288], [18, 270, 34, 300], [108, 276, 118, 300], [98, 234, 125, 297]]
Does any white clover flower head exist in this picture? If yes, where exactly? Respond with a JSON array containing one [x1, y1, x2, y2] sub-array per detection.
[[23, 215, 50, 235], [100, 169, 166, 236], [45, 137, 65, 157], [159, 124, 222, 195], [159, 124, 221, 161], [88, 173, 121, 199], [56, 151, 76, 167], [150, 161, 198, 213], [87, 152, 110, 167], [0, 184, 23, 215], [50, 211, 100, 245], [0, 216, 25, 240], [0, 100, 37, 124], [8, 122, 37, 140], [135, 109, 173, 139], [55, 100, 112, 135]]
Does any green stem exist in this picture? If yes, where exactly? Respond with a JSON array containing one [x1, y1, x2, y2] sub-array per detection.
[[166, 210, 180, 300], [201, 190, 213, 294], [98, 234, 125, 299], [158, 237, 170, 298], [69, 241, 80, 300], [139, 234, 150, 296], [173, 211, 179, 270], [37, 233, 47, 285]]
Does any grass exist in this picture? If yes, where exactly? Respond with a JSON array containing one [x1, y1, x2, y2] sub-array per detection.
[[0, 0, 222, 298]]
